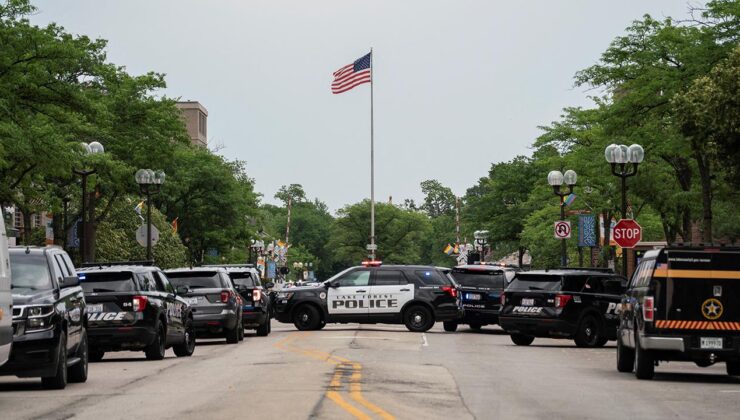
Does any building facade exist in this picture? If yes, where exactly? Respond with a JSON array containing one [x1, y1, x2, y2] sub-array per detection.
[[176, 101, 208, 148]]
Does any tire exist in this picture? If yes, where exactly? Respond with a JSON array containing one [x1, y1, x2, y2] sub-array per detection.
[[726, 361, 740, 376], [616, 334, 635, 373], [145, 322, 166, 360], [173, 319, 196, 358], [316, 321, 326, 330], [404, 305, 434, 332], [256, 317, 271, 337], [89, 349, 105, 362], [226, 322, 240, 344], [238, 320, 245, 342], [42, 334, 68, 390], [574, 315, 604, 348], [68, 329, 88, 383], [469, 322, 482, 331], [443, 321, 458, 332], [510, 333, 535, 346], [293, 305, 322, 331], [634, 332, 655, 380]]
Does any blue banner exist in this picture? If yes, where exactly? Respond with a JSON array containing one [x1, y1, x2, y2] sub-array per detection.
[[266, 261, 276, 279], [578, 215, 597, 247]]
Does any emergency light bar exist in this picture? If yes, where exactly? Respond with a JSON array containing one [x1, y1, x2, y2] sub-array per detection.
[[361, 260, 383, 267]]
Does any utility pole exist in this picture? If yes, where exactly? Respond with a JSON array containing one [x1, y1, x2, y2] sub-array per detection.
[[285, 197, 292, 245], [455, 197, 461, 246]]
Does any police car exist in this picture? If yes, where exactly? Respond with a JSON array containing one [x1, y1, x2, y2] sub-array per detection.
[[273, 262, 461, 332]]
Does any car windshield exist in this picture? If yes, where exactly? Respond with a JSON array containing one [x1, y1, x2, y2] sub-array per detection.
[[452, 270, 505, 289], [9, 254, 53, 293], [506, 275, 562, 291], [80, 272, 137, 293], [229, 272, 257, 287], [167, 272, 223, 289]]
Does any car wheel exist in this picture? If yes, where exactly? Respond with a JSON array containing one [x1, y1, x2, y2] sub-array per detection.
[[316, 321, 326, 330], [256, 317, 271, 337], [726, 361, 740, 376], [42, 333, 68, 390], [145, 322, 166, 360], [173, 319, 196, 357], [616, 333, 634, 373], [238, 320, 245, 341], [293, 305, 321, 331], [226, 322, 240, 344], [510, 333, 535, 346], [443, 321, 458, 332], [403, 305, 434, 332], [469, 322, 482, 331], [634, 331, 655, 379], [68, 329, 89, 383], [574, 315, 603, 348], [89, 349, 105, 362]]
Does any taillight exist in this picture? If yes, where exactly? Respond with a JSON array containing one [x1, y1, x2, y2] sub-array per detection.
[[220, 291, 230, 303], [253, 289, 262, 301], [643, 296, 654, 322], [132, 295, 148, 312], [554, 294, 572, 309], [500, 292, 506, 306], [440, 285, 457, 298]]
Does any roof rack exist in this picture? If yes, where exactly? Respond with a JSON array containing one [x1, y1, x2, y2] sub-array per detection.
[[81, 260, 154, 268]]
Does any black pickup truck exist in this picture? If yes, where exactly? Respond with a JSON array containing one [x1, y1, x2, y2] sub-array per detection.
[[77, 264, 195, 361], [617, 246, 740, 379], [0, 247, 88, 389]]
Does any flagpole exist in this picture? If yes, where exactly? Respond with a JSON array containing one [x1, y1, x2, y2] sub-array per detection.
[[370, 48, 376, 261]]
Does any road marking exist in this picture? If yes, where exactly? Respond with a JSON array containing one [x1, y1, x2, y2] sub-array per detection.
[[422, 333, 429, 347], [319, 336, 400, 340], [274, 333, 395, 419], [720, 390, 740, 393]]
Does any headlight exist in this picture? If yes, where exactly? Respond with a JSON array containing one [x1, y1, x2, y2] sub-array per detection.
[[276, 292, 294, 300], [27, 305, 54, 317], [25, 305, 54, 332]]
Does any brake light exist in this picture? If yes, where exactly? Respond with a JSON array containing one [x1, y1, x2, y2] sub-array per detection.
[[440, 285, 457, 298], [643, 296, 654, 322], [554, 294, 572, 308], [500, 292, 506, 306], [132, 295, 148, 312], [253, 289, 261, 301], [221, 291, 230, 303]]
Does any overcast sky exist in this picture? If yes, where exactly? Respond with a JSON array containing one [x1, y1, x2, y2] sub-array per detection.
[[31, 0, 699, 212]]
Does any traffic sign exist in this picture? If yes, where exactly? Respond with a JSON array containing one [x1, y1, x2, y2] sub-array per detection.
[[554, 221, 571, 239], [136, 224, 160, 247], [613, 219, 642, 248], [366, 244, 377, 251]]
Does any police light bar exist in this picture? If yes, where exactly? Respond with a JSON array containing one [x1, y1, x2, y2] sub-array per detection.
[[361, 260, 383, 267]]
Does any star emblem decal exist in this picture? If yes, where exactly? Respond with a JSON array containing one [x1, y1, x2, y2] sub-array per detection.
[[702, 298, 723, 320]]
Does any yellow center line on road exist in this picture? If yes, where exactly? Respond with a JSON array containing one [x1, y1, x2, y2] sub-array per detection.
[[273, 332, 396, 420]]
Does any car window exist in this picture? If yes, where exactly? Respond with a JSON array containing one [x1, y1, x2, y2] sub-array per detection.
[[451, 270, 505, 289], [637, 260, 656, 287], [80, 271, 138, 293], [507, 274, 562, 291], [54, 255, 71, 277], [602, 278, 626, 295], [374, 270, 407, 286], [335, 270, 370, 287], [137, 273, 158, 292], [229, 272, 257, 288], [413, 270, 448, 286], [9, 253, 54, 293], [152, 271, 174, 293], [582, 277, 604, 293], [167, 272, 224, 289]]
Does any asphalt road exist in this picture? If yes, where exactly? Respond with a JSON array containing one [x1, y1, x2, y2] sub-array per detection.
[[1, 323, 739, 419]]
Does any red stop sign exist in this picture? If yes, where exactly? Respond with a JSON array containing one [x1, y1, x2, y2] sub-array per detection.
[[613, 219, 642, 248]]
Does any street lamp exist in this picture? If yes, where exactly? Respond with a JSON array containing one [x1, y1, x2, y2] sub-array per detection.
[[605, 143, 644, 275], [73, 141, 105, 263], [249, 239, 265, 264], [473, 230, 490, 263], [548, 169, 577, 267], [135, 169, 165, 261]]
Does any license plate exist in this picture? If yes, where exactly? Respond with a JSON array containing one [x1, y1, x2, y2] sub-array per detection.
[[186, 297, 199, 305], [88, 304, 103, 313], [700, 337, 723, 349], [521, 298, 535, 306], [465, 293, 481, 301]]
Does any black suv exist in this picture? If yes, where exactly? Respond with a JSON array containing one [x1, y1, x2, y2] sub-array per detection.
[[617, 246, 740, 379], [0, 247, 88, 389], [206, 265, 273, 337], [165, 268, 243, 343], [499, 269, 627, 347], [274, 263, 461, 332], [77, 264, 195, 361], [444, 264, 518, 332]]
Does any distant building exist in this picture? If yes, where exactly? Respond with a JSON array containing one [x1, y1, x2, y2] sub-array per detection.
[[176, 101, 208, 148]]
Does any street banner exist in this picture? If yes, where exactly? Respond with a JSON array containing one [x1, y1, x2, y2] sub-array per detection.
[[266, 261, 276, 279], [578, 215, 597, 247]]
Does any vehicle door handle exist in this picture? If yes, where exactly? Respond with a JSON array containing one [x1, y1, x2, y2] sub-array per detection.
[[400, 289, 410, 292], [356, 290, 367, 293]]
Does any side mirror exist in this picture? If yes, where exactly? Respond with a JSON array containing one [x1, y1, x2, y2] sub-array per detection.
[[61, 275, 80, 288], [176, 285, 190, 295], [328, 281, 340, 288], [265, 282, 275, 289]]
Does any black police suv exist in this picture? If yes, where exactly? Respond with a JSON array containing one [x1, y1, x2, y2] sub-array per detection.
[[499, 269, 627, 347], [617, 246, 740, 380], [165, 268, 244, 343], [207, 265, 273, 337], [0, 247, 88, 389], [274, 263, 461, 332], [444, 265, 517, 332], [78, 264, 195, 361]]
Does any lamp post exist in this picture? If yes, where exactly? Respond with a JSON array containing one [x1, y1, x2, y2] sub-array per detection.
[[73, 141, 105, 263], [135, 169, 165, 261], [250, 239, 265, 264], [604, 143, 644, 275], [548, 169, 577, 267], [473, 230, 490, 263]]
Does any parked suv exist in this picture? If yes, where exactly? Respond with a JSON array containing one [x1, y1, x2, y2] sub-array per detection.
[[444, 264, 517, 332], [0, 210, 11, 367], [165, 268, 243, 343], [274, 263, 461, 332], [206, 265, 273, 337], [0, 247, 87, 389], [499, 268, 627, 347], [616, 246, 740, 379], [77, 263, 195, 361]]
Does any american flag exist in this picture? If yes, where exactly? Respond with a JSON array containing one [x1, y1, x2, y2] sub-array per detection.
[[331, 52, 372, 94]]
